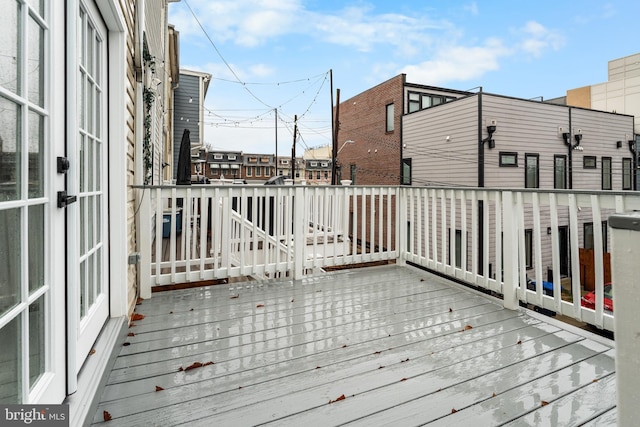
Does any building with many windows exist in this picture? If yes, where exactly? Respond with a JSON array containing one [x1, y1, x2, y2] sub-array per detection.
[[243, 153, 276, 183]]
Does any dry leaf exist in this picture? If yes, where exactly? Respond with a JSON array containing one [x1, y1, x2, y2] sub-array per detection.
[[492, 392, 497, 397], [315, 366, 322, 369], [230, 295, 239, 299], [378, 366, 385, 369], [131, 313, 145, 321], [517, 340, 522, 345], [451, 408, 458, 414], [291, 299, 295, 302], [238, 386, 243, 389], [123, 342, 131, 347], [178, 367, 183, 372], [184, 362, 203, 371], [541, 400, 549, 406], [449, 308, 453, 312], [169, 311, 173, 314], [400, 378, 408, 382], [465, 325, 473, 330], [136, 297, 144, 305], [155, 386, 164, 392], [373, 351, 381, 355], [593, 378, 599, 383], [190, 308, 194, 311], [256, 304, 265, 308], [203, 361, 215, 366], [103, 410, 112, 421], [342, 344, 348, 348], [420, 278, 425, 282], [127, 332, 135, 337], [401, 358, 410, 363], [329, 394, 346, 404], [89, 349, 96, 356]]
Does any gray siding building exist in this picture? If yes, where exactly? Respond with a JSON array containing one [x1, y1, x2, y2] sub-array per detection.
[[173, 69, 211, 179]]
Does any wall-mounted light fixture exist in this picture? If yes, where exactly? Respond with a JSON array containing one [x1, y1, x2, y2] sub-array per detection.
[[572, 132, 583, 151], [629, 140, 636, 151], [547, 227, 552, 235], [617, 140, 623, 149], [562, 132, 571, 145], [483, 125, 497, 149]]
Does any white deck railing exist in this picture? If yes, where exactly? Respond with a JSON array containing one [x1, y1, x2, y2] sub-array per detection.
[[136, 184, 640, 332]]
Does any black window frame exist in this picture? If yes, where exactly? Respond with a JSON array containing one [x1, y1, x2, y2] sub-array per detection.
[[524, 229, 533, 269], [499, 152, 518, 167], [622, 157, 632, 190], [554, 155, 567, 189], [583, 156, 597, 169], [402, 158, 412, 185], [525, 153, 540, 188], [602, 157, 612, 190], [584, 221, 608, 253], [385, 103, 394, 133]]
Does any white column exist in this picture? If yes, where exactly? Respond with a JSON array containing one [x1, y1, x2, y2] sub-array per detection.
[[501, 191, 518, 310], [610, 212, 640, 427]]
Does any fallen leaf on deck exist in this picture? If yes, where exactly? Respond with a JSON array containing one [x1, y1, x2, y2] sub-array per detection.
[[400, 378, 408, 382], [169, 311, 173, 314], [593, 378, 599, 383], [541, 400, 549, 406], [400, 358, 410, 363], [190, 308, 194, 311], [451, 408, 457, 414], [230, 295, 239, 299], [203, 361, 215, 366], [291, 299, 294, 302], [127, 332, 135, 337], [136, 297, 144, 305], [103, 411, 112, 421], [178, 367, 183, 372], [155, 386, 164, 392], [89, 349, 96, 356], [123, 342, 130, 346], [342, 344, 348, 348], [460, 324, 473, 332], [238, 386, 243, 389], [329, 394, 346, 404], [449, 308, 453, 312], [184, 362, 203, 371], [373, 351, 381, 355], [256, 304, 265, 308], [378, 366, 385, 369], [131, 313, 145, 321], [517, 340, 522, 345], [492, 392, 497, 397], [420, 278, 425, 282], [315, 366, 322, 369]]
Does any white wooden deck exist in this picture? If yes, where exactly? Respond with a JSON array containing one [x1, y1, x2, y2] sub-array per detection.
[[91, 265, 616, 426]]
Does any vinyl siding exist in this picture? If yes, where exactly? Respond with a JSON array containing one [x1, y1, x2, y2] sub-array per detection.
[[403, 95, 478, 187], [173, 73, 202, 177]]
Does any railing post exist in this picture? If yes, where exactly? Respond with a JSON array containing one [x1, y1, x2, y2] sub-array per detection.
[[397, 187, 406, 265], [609, 211, 640, 427], [139, 187, 152, 299], [501, 191, 518, 310], [293, 186, 305, 279]]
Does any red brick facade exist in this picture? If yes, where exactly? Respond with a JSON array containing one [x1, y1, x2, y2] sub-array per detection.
[[335, 74, 405, 185]]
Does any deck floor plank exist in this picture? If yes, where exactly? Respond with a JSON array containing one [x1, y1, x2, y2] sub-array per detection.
[[91, 265, 616, 426]]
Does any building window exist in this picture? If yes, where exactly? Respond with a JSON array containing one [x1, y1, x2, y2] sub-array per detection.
[[248, 157, 258, 163], [554, 155, 567, 189], [350, 164, 356, 185], [309, 161, 317, 167], [386, 103, 394, 132], [622, 157, 632, 190], [308, 171, 313, 180], [525, 154, 539, 188], [316, 171, 321, 179], [402, 158, 412, 185], [448, 229, 463, 268], [265, 167, 271, 177], [246, 167, 253, 177], [524, 229, 533, 269], [408, 92, 420, 113], [583, 156, 597, 169], [584, 221, 608, 252], [228, 155, 236, 160], [213, 154, 223, 160], [324, 171, 329, 179], [255, 166, 262, 177], [499, 152, 517, 167], [602, 157, 612, 190]]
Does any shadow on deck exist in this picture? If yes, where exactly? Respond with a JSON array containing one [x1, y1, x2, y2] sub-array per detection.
[[91, 264, 616, 426]]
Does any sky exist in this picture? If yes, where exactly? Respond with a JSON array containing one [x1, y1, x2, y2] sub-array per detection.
[[168, 0, 640, 156]]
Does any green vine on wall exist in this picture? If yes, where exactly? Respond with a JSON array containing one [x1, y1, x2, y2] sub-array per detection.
[[142, 38, 155, 185]]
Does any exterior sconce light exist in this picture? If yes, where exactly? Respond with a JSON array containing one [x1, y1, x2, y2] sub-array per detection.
[[547, 227, 552, 235], [629, 140, 636, 152], [483, 125, 497, 149], [572, 132, 583, 151], [617, 141, 623, 149], [562, 132, 571, 145]]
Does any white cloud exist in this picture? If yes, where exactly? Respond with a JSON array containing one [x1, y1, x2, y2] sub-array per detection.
[[517, 21, 565, 57], [463, 2, 479, 16], [400, 38, 510, 86]]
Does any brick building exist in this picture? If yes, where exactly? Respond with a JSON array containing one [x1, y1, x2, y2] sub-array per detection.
[[335, 74, 468, 185]]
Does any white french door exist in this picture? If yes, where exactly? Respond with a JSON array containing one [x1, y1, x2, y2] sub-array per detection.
[[0, 0, 66, 403], [67, 0, 109, 378]]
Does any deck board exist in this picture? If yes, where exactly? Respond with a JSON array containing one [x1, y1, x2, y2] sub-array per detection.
[[91, 265, 616, 426]]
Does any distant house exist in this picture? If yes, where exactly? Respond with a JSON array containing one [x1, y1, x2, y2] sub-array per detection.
[[207, 150, 243, 180], [243, 153, 276, 183], [173, 69, 211, 180], [304, 145, 333, 185]]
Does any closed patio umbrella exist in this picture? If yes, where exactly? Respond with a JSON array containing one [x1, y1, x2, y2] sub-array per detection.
[[176, 128, 192, 186]]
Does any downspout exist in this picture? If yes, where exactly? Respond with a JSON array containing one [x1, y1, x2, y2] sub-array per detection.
[[629, 136, 637, 190], [400, 74, 406, 185], [567, 108, 573, 189], [134, 0, 146, 303]]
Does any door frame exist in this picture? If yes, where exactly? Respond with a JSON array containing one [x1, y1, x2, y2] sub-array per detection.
[[64, 0, 129, 393]]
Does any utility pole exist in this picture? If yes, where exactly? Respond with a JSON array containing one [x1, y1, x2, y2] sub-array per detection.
[[274, 108, 278, 177], [291, 115, 297, 181], [331, 88, 341, 185]]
